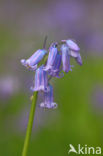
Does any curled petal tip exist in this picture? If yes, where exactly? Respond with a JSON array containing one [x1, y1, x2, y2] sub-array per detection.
[[39, 102, 58, 109], [76, 54, 83, 66], [30, 87, 35, 92], [21, 59, 25, 63], [21, 59, 26, 66], [79, 62, 83, 66]]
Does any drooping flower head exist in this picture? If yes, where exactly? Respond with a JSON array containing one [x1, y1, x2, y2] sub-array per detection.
[[21, 49, 47, 71], [40, 84, 57, 109], [31, 65, 48, 92], [44, 42, 58, 71], [21, 37, 82, 110]]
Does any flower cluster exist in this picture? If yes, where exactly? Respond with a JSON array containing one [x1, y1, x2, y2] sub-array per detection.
[[21, 39, 82, 109]]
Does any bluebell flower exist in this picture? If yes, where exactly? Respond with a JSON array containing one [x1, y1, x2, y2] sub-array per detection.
[[62, 39, 82, 65], [48, 53, 63, 78], [31, 65, 48, 92], [40, 84, 57, 109], [44, 43, 58, 71], [61, 44, 72, 73], [21, 49, 47, 70]]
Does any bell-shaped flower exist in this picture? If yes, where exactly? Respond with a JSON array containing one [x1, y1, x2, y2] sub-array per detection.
[[40, 84, 57, 109], [44, 43, 58, 71], [61, 44, 72, 73], [21, 49, 47, 70], [31, 65, 48, 92], [49, 53, 63, 78], [62, 39, 82, 66]]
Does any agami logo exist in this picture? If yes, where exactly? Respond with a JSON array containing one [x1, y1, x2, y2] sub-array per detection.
[[68, 144, 101, 155]]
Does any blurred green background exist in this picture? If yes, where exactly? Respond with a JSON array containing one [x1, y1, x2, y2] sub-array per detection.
[[0, 0, 103, 156]]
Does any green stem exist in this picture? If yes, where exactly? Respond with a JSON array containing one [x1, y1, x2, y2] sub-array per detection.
[[22, 92, 38, 156]]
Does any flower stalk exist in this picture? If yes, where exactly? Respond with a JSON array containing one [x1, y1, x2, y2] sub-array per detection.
[[22, 92, 38, 156]]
